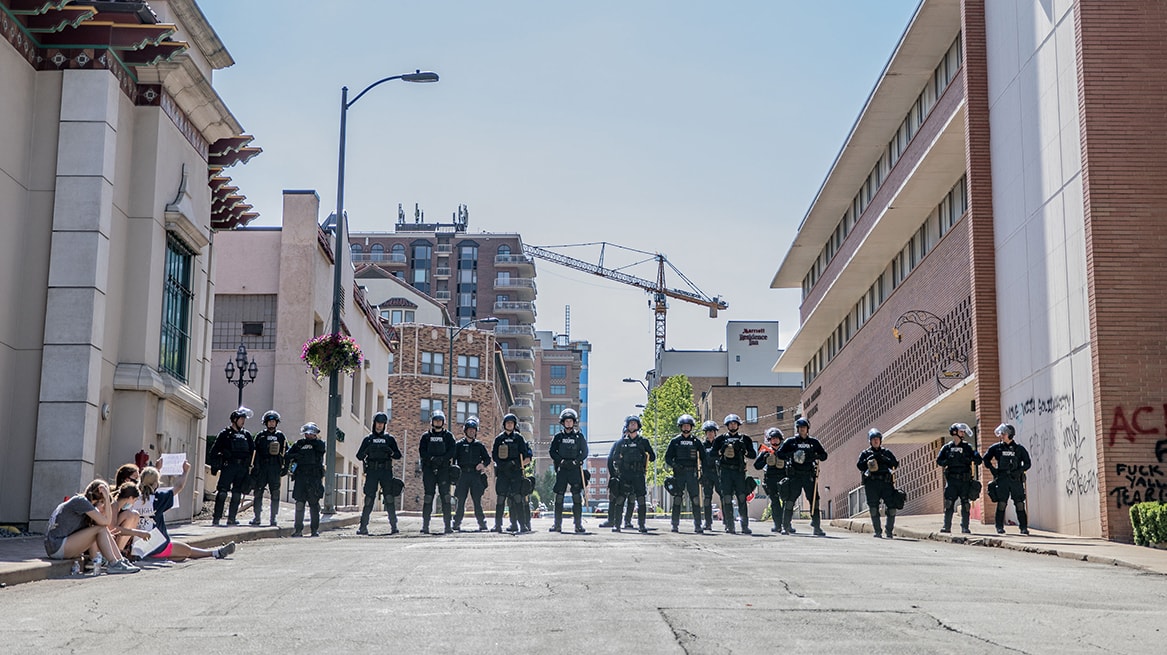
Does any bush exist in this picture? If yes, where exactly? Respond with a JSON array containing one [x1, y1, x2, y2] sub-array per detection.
[[1130, 502, 1167, 547]]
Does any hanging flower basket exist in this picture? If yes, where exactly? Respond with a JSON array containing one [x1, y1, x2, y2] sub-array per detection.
[[301, 334, 364, 380]]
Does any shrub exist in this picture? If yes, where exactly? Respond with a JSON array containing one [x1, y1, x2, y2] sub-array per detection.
[[1130, 502, 1167, 547]]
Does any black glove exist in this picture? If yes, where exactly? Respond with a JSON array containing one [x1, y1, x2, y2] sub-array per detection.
[[210, 467, 219, 476]]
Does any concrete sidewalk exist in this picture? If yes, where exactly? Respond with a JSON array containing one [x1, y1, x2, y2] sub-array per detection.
[[831, 513, 1167, 575], [0, 507, 362, 588]]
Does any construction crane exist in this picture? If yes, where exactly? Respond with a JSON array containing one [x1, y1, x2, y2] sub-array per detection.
[[523, 242, 728, 355]]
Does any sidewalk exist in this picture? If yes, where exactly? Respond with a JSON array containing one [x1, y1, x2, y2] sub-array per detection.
[[831, 513, 1167, 575], [0, 506, 362, 588]]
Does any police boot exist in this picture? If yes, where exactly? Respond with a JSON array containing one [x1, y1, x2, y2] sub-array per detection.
[[573, 500, 585, 533], [995, 505, 1007, 534], [269, 496, 280, 527], [250, 492, 264, 526], [386, 496, 399, 533], [885, 509, 896, 538], [441, 494, 454, 534], [212, 491, 227, 525], [624, 501, 635, 530], [551, 493, 564, 532], [292, 502, 305, 537], [737, 494, 752, 534], [870, 506, 883, 537], [941, 501, 954, 533], [771, 504, 782, 533], [422, 494, 434, 534], [781, 506, 795, 535], [443, 515, 453, 535], [960, 501, 971, 534], [1018, 505, 1030, 535], [671, 503, 681, 532], [227, 492, 242, 525], [493, 501, 506, 532], [359, 496, 375, 533], [309, 502, 321, 536], [812, 511, 826, 537], [703, 501, 713, 531], [637, 497, 648, 533]]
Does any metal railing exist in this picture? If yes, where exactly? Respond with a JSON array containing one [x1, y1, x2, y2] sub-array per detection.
[[494, 254, 534, 266], [494, 277, 536, 289], [352, 252, 406, 263], [510, 397, 534, 408], [334, 473, 359, 509], [495, 325, 535, 337], [435, 266, 451, 277], [847, 485, 866, 517], [508, 372, 535, 386], [501, 348, 534, 360], [493, 301, 535, 315], [435, 290, 451, 301]]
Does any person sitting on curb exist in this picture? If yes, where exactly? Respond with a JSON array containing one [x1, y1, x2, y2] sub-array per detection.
[[110, 465, 143, 555], [44, 479, 140, 574], [132, 459, 236, 561]]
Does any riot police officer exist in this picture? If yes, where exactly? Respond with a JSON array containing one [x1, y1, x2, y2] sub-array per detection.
[[753, 427, 788, 533], [356, 411, 403, 535], [665, 414, 704, 533], [699, 420, 719, 531], [452, 416, 492, 532], [937, 422, 983, 534], [249, 410, 286, 527], [983, 423, 1032, 535], [549, 408, 589, 534], [856, 428, 899, 538], [492, 414, 530, 533], [419, 410, 457, 534], [610, 416, 656, 533], [209, 407, 255, 527], [286, 422, 326, 537], [712, 414, 757, 534], [776, 417, 829, 536]]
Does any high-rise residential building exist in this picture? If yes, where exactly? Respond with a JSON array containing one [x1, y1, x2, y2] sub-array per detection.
[[349, 207, 538, 437], [534, 330, 591, 475], [770, 0, 1167, 542]]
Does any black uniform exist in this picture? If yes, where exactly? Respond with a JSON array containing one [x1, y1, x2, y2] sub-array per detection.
[[492, 430, 530, 532], [856, 445, 900, 537], [356, 430, 403, 533], [452, 437, 492, 531], [209, 425, 254, 525], [753, 447, 788, 533], [982, 439, 1032, 533], [549, 429, 590, 531], [419, 427, 457, 533], [609, 434, 656, 532], [699, 435, 719, 529], [936, 439, 983, 532], [665, 432, 704, 532], [775, 435, 829, 533], [249, 428, 286, 526], [286, 437, 326, 536], [712, 431, 757, 533]]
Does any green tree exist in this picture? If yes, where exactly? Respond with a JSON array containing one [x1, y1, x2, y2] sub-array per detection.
[[533, 468, 556, 508], [640, 375, 699, 491]]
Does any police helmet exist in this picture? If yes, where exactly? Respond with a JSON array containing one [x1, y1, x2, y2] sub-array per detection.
[[449, 464, 462, 481], [502, 413, 518, 428], [868, 428, 883, 442], [624, 415, 642, 430], [301, 422, 320, 435], [520, 476, 536, 496], [701, 420, 719, 433], [230, 407, 253, 421], [464, 416, 480, 432], [389, 477, 405, 496], [677, 414, 696, 428], [795, 418, 811, 430], [994, 423, 1015, 439], [373, 411, 389, 425], [431, 410, 446, 424], [949, 422, 971, 437], [724, 414, 741, 426], [262, 410, 281, 424], [559, 408, 579, 424], [765, 427, 784, 441], [664, 476, 679, 496]]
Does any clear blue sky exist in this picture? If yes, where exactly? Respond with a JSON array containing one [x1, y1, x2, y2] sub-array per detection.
[[199, 0, 921, 441]]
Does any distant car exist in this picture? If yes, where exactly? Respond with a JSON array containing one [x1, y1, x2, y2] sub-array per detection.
[[712, 505, 722, 521], [595, 502, 609, 518]]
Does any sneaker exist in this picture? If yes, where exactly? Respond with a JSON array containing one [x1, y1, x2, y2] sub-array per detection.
[[106, 559, 140, 574], [214, 542, 237, 559]]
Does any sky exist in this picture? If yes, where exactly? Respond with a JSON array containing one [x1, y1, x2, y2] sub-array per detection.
[[198, 0, 921, 443]]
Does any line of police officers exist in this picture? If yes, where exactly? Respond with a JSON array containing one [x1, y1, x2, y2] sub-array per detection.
[[209, 406, 1032, 539]]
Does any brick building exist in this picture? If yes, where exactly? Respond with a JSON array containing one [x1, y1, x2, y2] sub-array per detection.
[[385, 322, 514, 512], [770, 0, 1167, 541], [533, 330, 591, 475]]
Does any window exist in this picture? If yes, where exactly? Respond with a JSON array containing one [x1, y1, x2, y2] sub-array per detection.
[[549, 424, 560, 436], [350, 374, 359, 416], [390, 243, 406, 262], [456, 401, 479, 424], [550, 384, 567, 396], [776, 406, 785, 419], [420, 351, 444, 375], [420, 399, 443, 422], [457, 355, 481, 379], [387, 353, 395, 375], [213, 294, 277, 350], [549, 403, 567, 416], [387, 309, 415, 324], [385, 397, 392, 421], [550, 365, 567, 379], [160, 235, 195, 381], [745, 406, 758, 424], [498, 244, 511, 256], [350, 243, 363, 258], [370, 244, 384, 261]]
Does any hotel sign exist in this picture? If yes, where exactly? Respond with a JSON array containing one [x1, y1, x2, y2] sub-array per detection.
[[738, 328, 769, 346]]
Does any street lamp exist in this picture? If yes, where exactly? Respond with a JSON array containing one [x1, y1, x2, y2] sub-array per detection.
[[224, 343, 258, 407], [325, 69, 439, 514], [448, 317, 499, 420], [622, 376, 662, 508]]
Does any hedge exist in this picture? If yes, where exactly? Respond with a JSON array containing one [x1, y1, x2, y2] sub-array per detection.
[[1130, 502, 1167, 547]]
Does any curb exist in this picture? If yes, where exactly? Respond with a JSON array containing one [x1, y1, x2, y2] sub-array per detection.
[[829, 518, 1162, 575]]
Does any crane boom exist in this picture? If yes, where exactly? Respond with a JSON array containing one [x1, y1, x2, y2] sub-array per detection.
[[522, 242, 728, 354]]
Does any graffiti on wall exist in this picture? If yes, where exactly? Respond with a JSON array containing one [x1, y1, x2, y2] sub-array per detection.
[[1103, 404, 1167, 509], [1108, 404, 1167, 447], [1107, 463, 1167, 508], [1003, 393, 1097, 498]]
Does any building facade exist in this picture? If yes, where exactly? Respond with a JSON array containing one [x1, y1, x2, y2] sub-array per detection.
[[533, 330, 591, 475], [771, 0, 1167, 541], [209, 191, 394, 509], [0, 0, 259, 529]]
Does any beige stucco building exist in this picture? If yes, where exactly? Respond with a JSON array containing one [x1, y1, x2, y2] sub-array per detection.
[[0, 0, 260, 529], [210, 191, 393, 509]]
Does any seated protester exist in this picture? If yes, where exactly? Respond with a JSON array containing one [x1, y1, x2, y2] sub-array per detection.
[[113, 463, 140, 488], [132, 458, 236, 561], [111, 482, 150, 555], [44, 480, 140, 574]]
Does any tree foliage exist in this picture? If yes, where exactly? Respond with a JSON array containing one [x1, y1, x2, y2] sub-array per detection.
[[640, 375, 699, 487]]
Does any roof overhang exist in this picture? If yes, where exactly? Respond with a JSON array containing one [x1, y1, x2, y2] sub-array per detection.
[[883, 375, 977, 444], [772, 101, 967, 373], [771, 0, 961, 289]]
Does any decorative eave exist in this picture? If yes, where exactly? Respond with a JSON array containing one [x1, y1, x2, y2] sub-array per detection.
[[137, 55, 243, 144], [166, 0, 232, 69]]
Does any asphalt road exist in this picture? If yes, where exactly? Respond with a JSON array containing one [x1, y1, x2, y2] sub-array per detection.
[[3, 517, 1164, 654]]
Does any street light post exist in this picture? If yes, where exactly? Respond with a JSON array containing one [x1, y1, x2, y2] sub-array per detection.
[[447, 318, 499, 420], [325, 69, 439, 514], [224, 343, 258, 407], [623, 376, 661, 510]]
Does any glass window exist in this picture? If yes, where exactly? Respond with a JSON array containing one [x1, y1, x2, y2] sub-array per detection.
[[457, 355, 480, 379], [350, 243, 363, 258], [456, 401, 479, 424], [370, 244, 384, 261], [387, 353, 395, 375], [160, 235, 195, 381], [386, 397, 392, 421], [549, 403, 567, 416], [420, 352, 444, 375], [746, 407, 758, 424], [776, 406, 785, 419], [550, 365, 567, 379], [420, 399, 443, 422], [550, 384, 567, 396], [498, 244, 511, 256]]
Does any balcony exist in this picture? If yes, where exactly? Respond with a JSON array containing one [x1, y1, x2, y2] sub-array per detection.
[[493, 277, 536, 299], [435, 244, 452, 254], [502, 348, 534, 362], [493, 301, 536, 321], [494, 253, 536, 273], [509, 397, 535, 418], [435, 266, 451, 278], [519, 421, 534, 435], [495, 324, 536, 346], [508, 372, 535, 391], [352, 252, 407, 264], [434, 290, 451, 301]]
